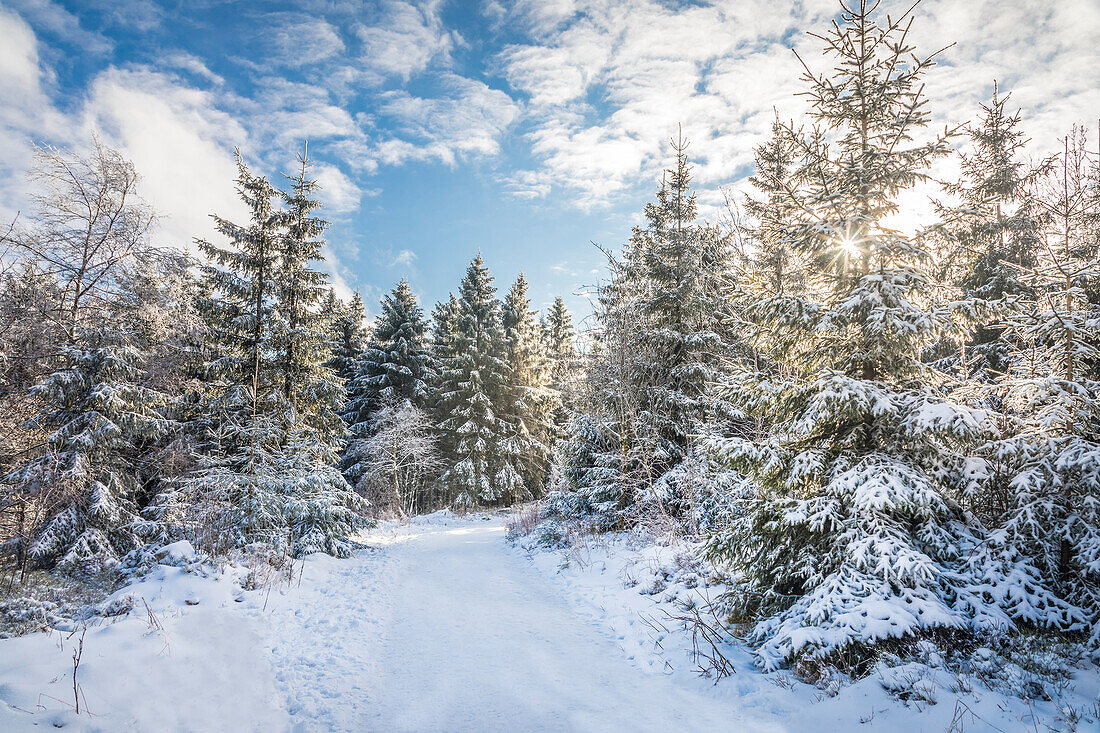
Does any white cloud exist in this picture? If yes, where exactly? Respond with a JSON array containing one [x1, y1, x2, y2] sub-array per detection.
[[312, 162, 362, 215], [0, 9, 247, 254], [0, 8, 74, 217], [3, 0, 112, 53], [162, 52, 224, 86], [376, 74, 520, 166], [355, 0, 455, 81], [78, 68, 248, 252], [266, 14, 345, 68], [392, 248, 417, 267]]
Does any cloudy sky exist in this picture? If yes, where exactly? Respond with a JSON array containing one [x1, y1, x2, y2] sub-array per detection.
[[1, 0, 1098, 321]]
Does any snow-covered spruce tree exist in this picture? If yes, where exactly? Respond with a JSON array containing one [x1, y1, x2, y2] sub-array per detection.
[[178, 152, 363, 557], [636, 134, 742, 488], [559, 250, 647, 522], [703, 1, 1075, 671], [329, 291, 366, 385], [540, 296, 577, 487], [563, 134, 739, 520], [10, 325, 167, 573], [744, 118, 808, 304], [318, 288, 342, 346], [992, 127, 1100, 650], [436, 255, 524, 507], [342, 279, 432, 490], [542, 296, 576, 414], [271, 150, 363, 551], [193, 151, 283, 454], [930, 84, 1047, 380], [275, 150, 347, 449], [502, 274, 553, 494]]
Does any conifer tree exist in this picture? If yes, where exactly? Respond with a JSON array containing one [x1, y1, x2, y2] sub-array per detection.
[[634, 133, 739, 465], [993, 127, 1100, 649], [430, 292, 461, 365], [275, 151, 346, 449], [436, 255, 520, 507], [932, 85, 1047, 378], [9, 325, 167, 573], [343, 279, 432, 489], [541, 296, 576, 445], [181, 152, 363, 556], [195, 152, 282, 453], [563, 134, 739, 517], [330, 292, 366, 385], [745, 118, 807, 303], [502, 274, 553, 494], [702, 1, 1074, 669], [542, 297, 575, 379]]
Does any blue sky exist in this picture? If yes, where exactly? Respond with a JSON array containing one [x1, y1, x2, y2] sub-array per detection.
[[2, 0, 1098, 323]]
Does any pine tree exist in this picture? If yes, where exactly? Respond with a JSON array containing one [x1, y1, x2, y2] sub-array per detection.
[[541, 296, 576, 449], [563, 133, 740, 519], [181, 152, 363, 557], [635, 133, 739, 470], [745, 118, 808, 303], [436, 255, 520, 507], [275, 150, 346, 449], [195, 151, 282, 454], [318, 288, 342, 349], [702, 1, 1075, 670]]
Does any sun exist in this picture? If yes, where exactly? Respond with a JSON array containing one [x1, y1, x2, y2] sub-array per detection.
[[838, 236, 860, 257]]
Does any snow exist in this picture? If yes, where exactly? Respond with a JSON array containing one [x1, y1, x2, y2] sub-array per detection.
[[154, 540, 198, 565], [2, 512, 1098, 731], [517, 525, 1100, 732]]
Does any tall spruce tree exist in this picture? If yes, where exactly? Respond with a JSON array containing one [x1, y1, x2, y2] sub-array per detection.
[[563, 134, 739, 519], [343, 279, 432, 490], [178, 153, 363, 556], [745, 118, 807, 303], [703, 1, 1075, 670], [635, 133, 739, 465], [329, 292, 366, 385], [542, 296, 576, 444], [994, 127, 1100, 650], [932, 84, 1047, 379], [502, 274, 553, 494], [195, 151, 282, 456], [275, 150, 346, 449], [436, 255, 522, 507]]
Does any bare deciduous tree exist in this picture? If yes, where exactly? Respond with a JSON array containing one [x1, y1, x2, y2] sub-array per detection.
[[347, 396, 442, 517], [14, 137, 160, 339]]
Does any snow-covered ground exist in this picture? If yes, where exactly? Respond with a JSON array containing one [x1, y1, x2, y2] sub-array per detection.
[[1, 513, 1098, 731], [517, 524, 1100, 732]]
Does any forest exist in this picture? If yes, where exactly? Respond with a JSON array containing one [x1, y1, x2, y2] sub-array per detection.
[[1, 0, 1099, 729]]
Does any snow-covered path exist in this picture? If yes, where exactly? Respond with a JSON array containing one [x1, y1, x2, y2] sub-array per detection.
[[266, 515, 778, 732], [6, 514, 1099, 731]]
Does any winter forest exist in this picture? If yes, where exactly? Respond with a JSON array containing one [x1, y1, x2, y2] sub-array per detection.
[[1, 0, 1099, 730]]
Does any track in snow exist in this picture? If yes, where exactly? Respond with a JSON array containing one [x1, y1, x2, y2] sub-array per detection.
[[262, 515, 777, 732]]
